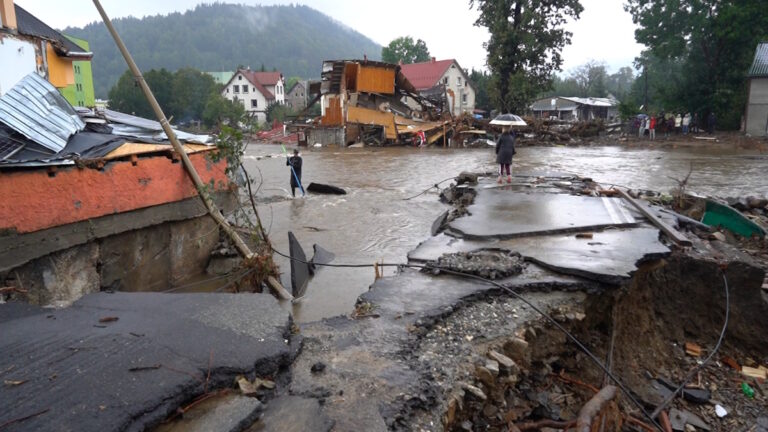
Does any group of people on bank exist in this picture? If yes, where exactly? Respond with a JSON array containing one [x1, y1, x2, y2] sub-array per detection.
[[634, 111, 717, 139]]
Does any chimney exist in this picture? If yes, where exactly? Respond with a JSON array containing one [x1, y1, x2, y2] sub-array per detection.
[[431, 57, 436, 63], [1, 0, 17, 31]]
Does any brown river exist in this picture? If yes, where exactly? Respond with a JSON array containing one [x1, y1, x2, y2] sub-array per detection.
[[240, 144, 767, 322]]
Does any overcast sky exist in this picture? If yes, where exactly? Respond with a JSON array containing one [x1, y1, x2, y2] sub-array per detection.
[[15, 0, 643, 76]]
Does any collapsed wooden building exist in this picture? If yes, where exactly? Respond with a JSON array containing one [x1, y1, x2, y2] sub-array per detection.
[[295, 60, 454, 147]]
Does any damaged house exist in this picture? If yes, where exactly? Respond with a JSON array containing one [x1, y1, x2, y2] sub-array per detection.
[[0, 0, 95, 107], [303, 59, 452, 147], [400, 58, 476, 117], [530, 96, 619, 121]]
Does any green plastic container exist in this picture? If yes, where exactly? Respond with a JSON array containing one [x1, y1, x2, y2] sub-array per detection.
[[702, 200, 766, 238]]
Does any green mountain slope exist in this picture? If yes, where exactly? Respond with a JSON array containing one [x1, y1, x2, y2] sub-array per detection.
[[64, 3, 382, 98]]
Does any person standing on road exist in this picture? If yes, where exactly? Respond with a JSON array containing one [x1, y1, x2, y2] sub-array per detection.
[[286, 149, 303, 197], [707, 111, 717, 134], [495, 126, 516, 184], [649, 115, 656, 140], [682, 113, 691, 135]]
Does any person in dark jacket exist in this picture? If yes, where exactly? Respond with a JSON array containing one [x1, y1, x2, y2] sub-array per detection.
[[286, 149, 303, 197], [495, 127, 516, 184]]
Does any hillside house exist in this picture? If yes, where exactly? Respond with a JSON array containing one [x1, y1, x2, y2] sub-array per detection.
[[400, 58, 475, 117], [286, 80, 309, 111], [746, 42, 768, 137], [530, 97, 619, 121], [221, 69, 285, 123], [0, 0, 95, 107]]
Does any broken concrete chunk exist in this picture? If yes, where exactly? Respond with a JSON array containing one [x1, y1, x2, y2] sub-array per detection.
[[485, 360, 499, 376], [669, 408, 710, 431], [456, 172, 479, 185]]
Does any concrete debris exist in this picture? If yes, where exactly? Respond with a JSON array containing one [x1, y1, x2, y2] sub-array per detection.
[[429, 250, 526, 280]]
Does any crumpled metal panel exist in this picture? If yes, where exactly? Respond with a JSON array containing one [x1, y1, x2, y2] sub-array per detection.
[[103, 109, 212, 145], [0, 73, 84, 152]]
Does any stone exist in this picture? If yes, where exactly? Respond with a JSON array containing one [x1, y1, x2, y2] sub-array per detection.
[[311, 362, 327, 373], [503, 337, 529, 364], [475, 366, 496, 388], [747, 196, 768, 209], [488, 350, 518, 374], [485, 360, 499, 376], [483, 404, 499, 418], [709, 232, 727, 242], [457, 172, 479, 185], [462, 383, 487, 401]]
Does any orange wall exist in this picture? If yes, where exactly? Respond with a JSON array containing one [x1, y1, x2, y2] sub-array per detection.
[[0, 152, 229, 234], [46, 43, 74, 88], [356, 66, 395, 95]]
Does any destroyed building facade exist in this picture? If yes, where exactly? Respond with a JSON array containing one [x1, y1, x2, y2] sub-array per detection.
[[300, 59, 452, 147], [400, 58, 476, 117], [0, 0, 95, 107]]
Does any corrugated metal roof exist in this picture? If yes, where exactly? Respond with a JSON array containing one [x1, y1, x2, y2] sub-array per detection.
[[748, 42, 768, 78], [0, 73, 85, 152]]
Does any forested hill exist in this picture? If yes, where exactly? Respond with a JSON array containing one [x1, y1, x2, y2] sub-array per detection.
[[64, 3, 382, 98]]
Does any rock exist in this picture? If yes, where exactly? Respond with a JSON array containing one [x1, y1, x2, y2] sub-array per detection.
[[488, 350, 518, 373], [457, 172, 479, 185], [462, 383, 487, 401], [483, 404, 499, 418], [206, 256, 242, 276], [503, 337, 529, 365], [461, 420, 473, 431], [709, 232, 727, 242], [311, 362, 326, 373], [475, 366, 496, 388], [444, 397, 458, 425], [748, 196, 768, 209], [485, 359, 500, 376], [685, 425, 696, 432]]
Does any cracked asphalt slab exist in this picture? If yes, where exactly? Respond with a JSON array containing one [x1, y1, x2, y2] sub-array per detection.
[[0, 292, 293, 432]]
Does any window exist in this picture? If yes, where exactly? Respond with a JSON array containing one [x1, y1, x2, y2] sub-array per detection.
[[457, 77, 462, 86], [226, 88, 229, 93], [242, 86, 248, 93], [251, 100, 258, 108], [233, 85, 239, 93], [252, 87, 256, 92], [238, 75, 242, 80], [462, 93, 468, 104], [443, 77, 448, 84]]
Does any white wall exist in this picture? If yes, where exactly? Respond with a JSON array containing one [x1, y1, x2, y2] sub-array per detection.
[[440, 63, 475, 116], [746, 78, 768, 137], [0, 37, 37, 96], [221, 72, 270, 123]]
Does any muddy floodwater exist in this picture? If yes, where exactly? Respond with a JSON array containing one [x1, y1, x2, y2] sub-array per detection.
[[241, 144, 767, 322]]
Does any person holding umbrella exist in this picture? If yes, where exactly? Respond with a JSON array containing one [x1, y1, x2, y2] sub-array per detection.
[[286, 149, 304, 197], [495, 126, 516, 184]]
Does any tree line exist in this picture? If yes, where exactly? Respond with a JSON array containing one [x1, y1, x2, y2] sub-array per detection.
[[465, 0, 768, 130], [108, 68, 244, 128]]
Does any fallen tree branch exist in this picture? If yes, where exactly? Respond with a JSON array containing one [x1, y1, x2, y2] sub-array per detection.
[[576, 385, 617, 432], [556, 370, 601, 394]]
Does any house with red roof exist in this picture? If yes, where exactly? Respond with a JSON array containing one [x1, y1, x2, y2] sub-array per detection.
[[221, 68, 285, 123], [400, 58, 475, 116]]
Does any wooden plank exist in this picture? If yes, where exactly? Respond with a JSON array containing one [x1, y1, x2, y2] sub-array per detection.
[[616, 188, 693, 247], [103, 143, 213, 160]]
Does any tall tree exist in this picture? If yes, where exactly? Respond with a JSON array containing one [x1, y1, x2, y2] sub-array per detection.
[[625, 0, 768, 129], [107, 68, 174, 118], [170, 68, 217, 122], [381, 36, 431, 64], [470, 0, 583, 113], [570, 60, 608, 98], [469, 69, 492, 113]]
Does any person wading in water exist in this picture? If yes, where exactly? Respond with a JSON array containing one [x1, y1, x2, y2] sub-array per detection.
[[495, 126, 516, 184], [286, 149, 303, 197]]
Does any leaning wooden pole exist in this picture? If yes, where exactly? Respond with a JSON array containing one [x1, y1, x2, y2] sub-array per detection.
[[92, 0, 292, 301]]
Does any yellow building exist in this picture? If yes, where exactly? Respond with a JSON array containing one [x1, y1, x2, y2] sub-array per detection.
[[0, 0, 93, 101]]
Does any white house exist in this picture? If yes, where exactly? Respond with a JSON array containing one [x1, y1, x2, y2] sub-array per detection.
[[400, 58, 475, 116], [221, 68, 285, 124], [746, 42, 768, 137]]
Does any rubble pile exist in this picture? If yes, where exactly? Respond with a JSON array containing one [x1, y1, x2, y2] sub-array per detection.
[[428, 251, 526, 280]]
